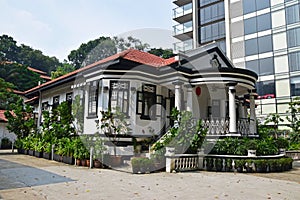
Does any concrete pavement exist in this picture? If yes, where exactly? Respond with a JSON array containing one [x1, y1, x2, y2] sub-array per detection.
[[0, 151, 299, 200]]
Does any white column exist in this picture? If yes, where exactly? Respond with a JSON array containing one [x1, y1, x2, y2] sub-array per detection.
[[186, 85, 193, 113], [238, 99, 245, 119], [174, 82, 183, 111], [249, 91, 257, 135], [228, 85, 237, 134], [192, 0, 199, 48]]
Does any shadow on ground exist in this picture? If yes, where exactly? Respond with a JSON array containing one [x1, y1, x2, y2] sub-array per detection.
[[0, 159, 74, 190]]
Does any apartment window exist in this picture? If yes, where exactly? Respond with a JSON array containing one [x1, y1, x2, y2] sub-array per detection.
[[288, 27, 300, 48], [109, 81, 129, 115], [291, 76, 300, 96], [199, 0, 219, 7], [286, 4, 300, 25], [288, 51, 300, 72], [243, 0, 270, 14], [137, 84, 157, 120], [200, 2, 224, 24], [244, 13, 271, 35], [244, 17, 257, 35], [200, 21, 225, 43], [246, 60, 259, 75], [52, 96, 60, 110], [88, 81, 98, 117], [246, 57, 274, 76], [258, 35, 273, 54], [257, 80, 275, 97], [245, 38, 258, 56], [259, 57, 274, 76]]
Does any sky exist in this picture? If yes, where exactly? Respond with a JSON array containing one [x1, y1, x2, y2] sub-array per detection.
[[0, 0, 175, 61]]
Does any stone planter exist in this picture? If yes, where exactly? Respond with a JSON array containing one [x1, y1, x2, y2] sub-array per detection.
[[34, 151, 43, 158], [28, 150, 35, 156], [247, 150, 256, 157], [165, 147, 175, 157], [43, 152, 51, 160]]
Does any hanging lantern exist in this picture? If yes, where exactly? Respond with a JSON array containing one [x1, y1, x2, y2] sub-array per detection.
[[196, 87, 201, 96]]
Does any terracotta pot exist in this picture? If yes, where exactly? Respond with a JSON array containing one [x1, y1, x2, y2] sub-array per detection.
[[86, 159, 90, 167], [94, 160, 102, 168], [76, 159, 81, 166], [81, 159, 87, 166]]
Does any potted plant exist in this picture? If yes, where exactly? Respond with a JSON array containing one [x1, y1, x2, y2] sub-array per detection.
[[235, 159, 245, 173], [34, 139, 44, 158], [254, 159, 267, 173], [245, 159, 254, 172], [205, 157, 214, 171], [61, 138, 75, 165], [131, 157, 153, 174], [225, 159, 232, 172], [269, 159, 278, 172], [15, 138, 24, 154], [43, 142, 52, 160], [215, 158, 223, 172], [93, 134, 106, 168]]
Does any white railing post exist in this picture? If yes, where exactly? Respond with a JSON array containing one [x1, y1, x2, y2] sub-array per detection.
[[90, 147, 94, 169]]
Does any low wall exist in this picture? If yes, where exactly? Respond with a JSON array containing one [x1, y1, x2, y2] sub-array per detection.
[[286, 151, 300, 160]]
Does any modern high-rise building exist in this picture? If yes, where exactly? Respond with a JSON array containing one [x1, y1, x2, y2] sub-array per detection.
[[173, 0, 300, 126]]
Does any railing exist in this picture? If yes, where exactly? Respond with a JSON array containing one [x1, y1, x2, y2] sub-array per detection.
[[203, 118, 229, 135], [166, 153, 200, 172], [238, 118, 250, 136], [173, 39, 193, 52], [173, 3, 192, 19], [173, 21, 193, 35]]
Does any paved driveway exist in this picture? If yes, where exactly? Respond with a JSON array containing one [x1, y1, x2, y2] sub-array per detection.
[[0, 151, 300, 200]]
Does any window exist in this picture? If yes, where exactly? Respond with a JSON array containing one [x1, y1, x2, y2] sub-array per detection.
[[199, 0, 219, 7], [246, 57, 274, 76], [245, 38, 258, 56], [137, 84, 157, 120], [200, 2, 224, 24], [256, 80, 275, 97], [291, 76, 300, 96], [257, 13, 271, 32], [288, 51, 300, 72], [109, 81, 129, 115], [259, 57, 274, 76], [88, 81, 98, 117], [244, 17, 257, 35], [258, 35, 273, 54], [287, 27, 300, 48], [200, 21, 225, 43], [52, 96, 60, 110], [243, 0, 270, 14], [66, 92, 73, 105], [42, 102, 49, 111], [286, 4, 300, 25]]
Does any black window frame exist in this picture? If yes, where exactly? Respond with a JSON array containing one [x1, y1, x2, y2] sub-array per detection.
[[52, 96, 60, 110], [88, 81, 98, 118], [136, 84, 157, 120], [109, 80, 130, 116]]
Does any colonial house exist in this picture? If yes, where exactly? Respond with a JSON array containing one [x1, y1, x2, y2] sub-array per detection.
[[25, 44, 258, 154]]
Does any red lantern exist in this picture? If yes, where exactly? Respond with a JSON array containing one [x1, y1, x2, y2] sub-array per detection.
[[196, 87, 201, 96]]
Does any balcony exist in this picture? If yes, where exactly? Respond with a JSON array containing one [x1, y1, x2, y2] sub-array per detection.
[[173, 0, 192, 7], [173, 21, 193, 40], [173, 39, 194, 52], [173, 3, 193, 23]]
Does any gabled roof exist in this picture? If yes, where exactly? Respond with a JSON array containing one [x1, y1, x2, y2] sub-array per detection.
[[27, 67, 47, 75], [25, 49, 177, 95]]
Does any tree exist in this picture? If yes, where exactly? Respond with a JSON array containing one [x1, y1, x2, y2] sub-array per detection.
[[0, 34, 61, 75], [286, 97, 300, 143], [0, 62, 41, 91], [0, 78, 20, 110], [68, 36, 150, 69], [51, 62, 75, 79], [264, 113, 283, 139], [4, 98, 36, 138], [148, 48, 174, 59]]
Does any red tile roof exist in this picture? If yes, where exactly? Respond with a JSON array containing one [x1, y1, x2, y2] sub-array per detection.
[[25, 49, 177, 94], [27, 67, 47, 75], [0, 110, 8, 122], [24, 96, 39, 104]]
